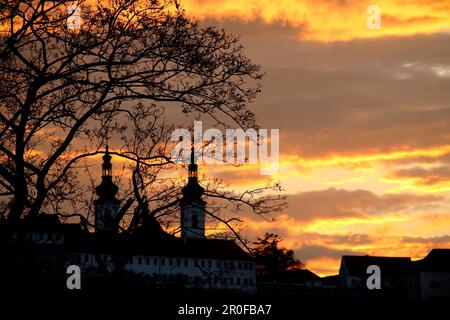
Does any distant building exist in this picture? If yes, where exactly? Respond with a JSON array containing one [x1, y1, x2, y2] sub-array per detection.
[[404, 249, 450, 301], [339, 255, 412, 290], [180, 147, 207, 239], [94, 145, 121, 233], [0, 146, 256, 293], [339, 251, 450, 300], [257, 269, 323, 295]]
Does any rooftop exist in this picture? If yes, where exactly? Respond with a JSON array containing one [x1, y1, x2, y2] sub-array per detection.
[[340, 255, 413, 277]]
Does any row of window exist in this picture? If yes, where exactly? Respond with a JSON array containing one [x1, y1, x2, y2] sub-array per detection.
[[70, 253, 93, 264], [70, 254, 255, 272], [212, 276, 254, 286], [148, 274, 255, 287], [132, 256, 253, 270], [31, 232, 63, 242]]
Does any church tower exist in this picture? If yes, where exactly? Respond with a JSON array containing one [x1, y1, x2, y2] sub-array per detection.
[[180, 147, 206, 239], [94, 145, 120, 233]]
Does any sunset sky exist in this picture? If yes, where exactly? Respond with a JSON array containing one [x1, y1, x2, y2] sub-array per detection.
[[180, 0, 450, 276]]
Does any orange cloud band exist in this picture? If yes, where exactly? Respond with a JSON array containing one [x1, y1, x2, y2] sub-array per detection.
[[183, 0, 450, 41]]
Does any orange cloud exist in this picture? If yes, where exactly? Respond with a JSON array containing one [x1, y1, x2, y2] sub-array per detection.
[[201, 145, 450, 196], [196, 145, 450, 189], [284, 145, 450, 170], [385, 165, 450, 192], [183, 0, 450, 41], [243, 193, 450, 276]]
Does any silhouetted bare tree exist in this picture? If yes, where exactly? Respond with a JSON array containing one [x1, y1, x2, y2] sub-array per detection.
[[0, 0, 285, 243]]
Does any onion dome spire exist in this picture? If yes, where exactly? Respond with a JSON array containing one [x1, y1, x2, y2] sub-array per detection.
[[182, 145, 204, 201]]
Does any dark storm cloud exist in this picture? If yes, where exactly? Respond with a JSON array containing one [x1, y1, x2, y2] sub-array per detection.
[[402, 235, 450, 245], [285, 188, 443, 221], [203, 20, 450, 158], [388, 165, 450, 186], [166, 20, 450, 160]]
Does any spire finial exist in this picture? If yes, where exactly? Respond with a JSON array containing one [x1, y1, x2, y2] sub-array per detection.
[[102, 143, 112, 177], [190, 145, 195, 165], [105, 128, 110, 154], [188, 142, 198, 178]]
